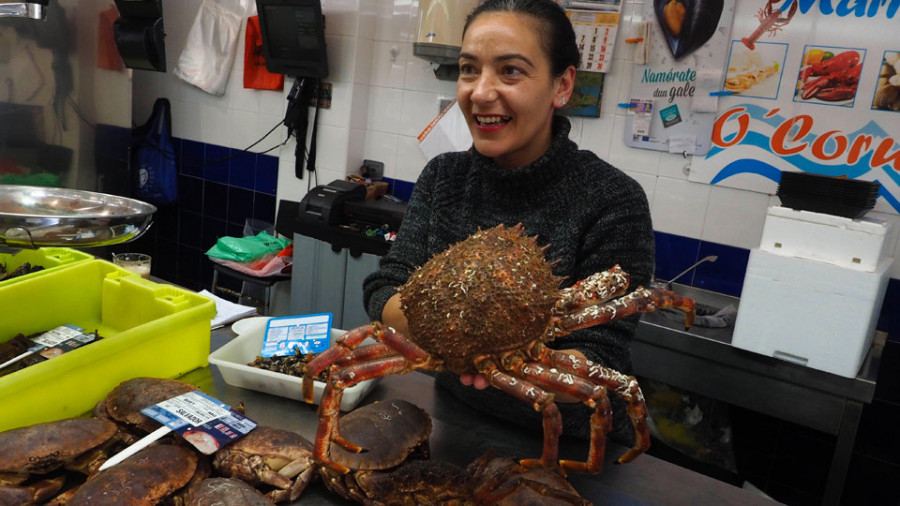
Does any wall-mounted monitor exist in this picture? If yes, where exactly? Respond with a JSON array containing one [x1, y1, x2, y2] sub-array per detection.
[[256, 0, 328, 78]]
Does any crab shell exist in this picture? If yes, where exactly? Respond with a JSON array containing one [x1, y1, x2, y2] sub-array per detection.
[[212, 426, 316, 503], [468, 451, 590, 506], [96, 377, 200, 434], [0, 418, 117, 478], [320, 400, 433, 503], [400, 224, 562, 373], [185, 477, 275, 506], [66, 444, 199, 505]]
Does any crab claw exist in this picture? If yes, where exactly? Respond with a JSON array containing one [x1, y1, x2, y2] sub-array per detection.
[[646, 285, 695, 329]]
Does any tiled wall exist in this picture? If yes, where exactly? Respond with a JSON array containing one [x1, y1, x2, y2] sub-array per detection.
[[127, 1, 899, 504]]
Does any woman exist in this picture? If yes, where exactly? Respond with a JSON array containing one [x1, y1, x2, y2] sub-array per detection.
[[363, 0, 654, 445]]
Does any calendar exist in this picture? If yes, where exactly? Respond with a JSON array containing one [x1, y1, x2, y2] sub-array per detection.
[[566, 9, 621, 73]]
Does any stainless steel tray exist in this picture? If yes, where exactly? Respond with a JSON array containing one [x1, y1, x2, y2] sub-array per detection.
[[0, 185, 157, 248]]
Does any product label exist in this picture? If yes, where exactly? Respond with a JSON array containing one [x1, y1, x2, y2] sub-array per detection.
[[31, 325, 98, 359], [261, 313, 332, 357], [141, 391, 256, 454]]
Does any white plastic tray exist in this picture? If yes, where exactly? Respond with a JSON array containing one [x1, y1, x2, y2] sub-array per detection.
[[208, 317, 379, 411]]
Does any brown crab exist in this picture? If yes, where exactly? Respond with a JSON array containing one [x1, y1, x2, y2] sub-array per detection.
[[65, 443, 200, 505], [318, 399, 433, 504], [0, 417, 119, 502], [94, 377, 200, 442], [185, 477, 276, 506], [211, 426, 317, 503], [303, 224, 694, 476]]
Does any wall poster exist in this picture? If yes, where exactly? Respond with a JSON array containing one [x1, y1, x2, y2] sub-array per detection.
[[689, 0, 900, 215], [624, 0, 736, 155]]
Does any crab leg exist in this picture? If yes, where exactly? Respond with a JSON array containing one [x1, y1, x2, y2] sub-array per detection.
[[508, 349, 614, 474], [551, 285, 695, 337], [552, 265, 630, 314], [544, 349, 651, 464]]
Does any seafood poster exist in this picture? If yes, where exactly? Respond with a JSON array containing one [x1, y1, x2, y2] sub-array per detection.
[[624, 0, 736, 155], [689, 0, 900, 215]]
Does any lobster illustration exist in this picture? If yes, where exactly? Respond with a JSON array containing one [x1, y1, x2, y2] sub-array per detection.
[[798, 50, 862, 102]]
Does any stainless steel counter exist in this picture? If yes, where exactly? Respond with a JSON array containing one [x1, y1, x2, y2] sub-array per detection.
[[193, 325, 775, 505], [632, 283, 881, 506]]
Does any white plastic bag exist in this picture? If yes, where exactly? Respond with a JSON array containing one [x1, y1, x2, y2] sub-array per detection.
[[174, 0, 251, 95]]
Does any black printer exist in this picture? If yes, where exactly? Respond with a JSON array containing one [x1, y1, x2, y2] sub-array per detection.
[[297, 179, 367, 227]]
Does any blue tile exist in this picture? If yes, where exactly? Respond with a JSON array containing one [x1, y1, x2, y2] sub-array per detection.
[[202, 216, 228, 251], [180, 139, 205, 177], [204, 144, 230, 184], [227, 186, 255, 226], [229, 150, 257, 190], [178, 175, 204, 214], [384, 177, 415, 202], [253, 192, 276, 224], [178, 211, 204, 249], [203, 181, 229, 220], [653, 231, 701, 283], [255, 154, 278, 195], [154, 238, 178, 281], [176, 246, 205, 292], [877, 278, 900, 340], [693, 241, 750, 297], [154, 204, 179, 241]]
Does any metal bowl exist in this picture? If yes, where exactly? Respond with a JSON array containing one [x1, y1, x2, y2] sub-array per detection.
[[0, 185, 157, 248]]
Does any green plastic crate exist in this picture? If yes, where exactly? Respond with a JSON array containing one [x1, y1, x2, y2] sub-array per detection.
[[0, 259, 216, 431], [0, 247, 94, 288]]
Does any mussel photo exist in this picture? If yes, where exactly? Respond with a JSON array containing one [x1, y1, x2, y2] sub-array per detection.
[[654, 0, 724, 60]]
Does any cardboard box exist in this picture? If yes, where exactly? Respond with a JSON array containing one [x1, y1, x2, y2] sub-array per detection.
[[0, 260, 215, 431], [732, 249, 891, 378]]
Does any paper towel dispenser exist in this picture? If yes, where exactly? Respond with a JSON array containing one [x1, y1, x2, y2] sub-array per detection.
[[413, 0, 478, 80]]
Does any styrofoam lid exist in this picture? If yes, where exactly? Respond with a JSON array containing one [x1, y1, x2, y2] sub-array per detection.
[[766, 206, 890, 235]]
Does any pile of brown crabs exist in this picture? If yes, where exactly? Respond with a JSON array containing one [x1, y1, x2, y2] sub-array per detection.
[[0, 225, 694, 505]]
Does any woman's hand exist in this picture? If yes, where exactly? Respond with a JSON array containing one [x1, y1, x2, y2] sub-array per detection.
[[458, 349, 589, 403]]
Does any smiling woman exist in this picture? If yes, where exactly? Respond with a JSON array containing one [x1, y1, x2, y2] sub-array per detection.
[[363, 0, 656, 447]]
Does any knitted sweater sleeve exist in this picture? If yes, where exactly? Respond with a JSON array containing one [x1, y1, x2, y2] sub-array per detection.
[[548, 169, 655, 373], [362, 156, 442, 322]]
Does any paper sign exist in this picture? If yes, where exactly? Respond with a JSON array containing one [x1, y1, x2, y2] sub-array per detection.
[[261, 313, 332, 357], [141, 391, 257, 455]]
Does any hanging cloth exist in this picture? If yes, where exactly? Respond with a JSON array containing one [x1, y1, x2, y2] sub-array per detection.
[[173, 0, 250, 96], [243, 15, 283, 90]]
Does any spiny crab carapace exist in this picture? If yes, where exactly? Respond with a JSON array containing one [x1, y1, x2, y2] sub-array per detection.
[[303, 224, 694, 476]]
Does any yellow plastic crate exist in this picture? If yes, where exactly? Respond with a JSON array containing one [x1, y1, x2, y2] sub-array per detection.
[[0, 259, 216, 431], [0, 247, 94, 288]]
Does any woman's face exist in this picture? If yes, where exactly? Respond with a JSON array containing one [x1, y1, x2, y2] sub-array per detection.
[[457, 12, 574, 169]]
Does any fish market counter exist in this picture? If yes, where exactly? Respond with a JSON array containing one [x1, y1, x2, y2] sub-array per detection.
[[632, 283, 881, 506], [201, 326, 774, 505]]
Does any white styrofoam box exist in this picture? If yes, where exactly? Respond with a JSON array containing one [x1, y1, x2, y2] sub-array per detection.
[[759, 206, 894, 272], [732, 249, 892, 378]]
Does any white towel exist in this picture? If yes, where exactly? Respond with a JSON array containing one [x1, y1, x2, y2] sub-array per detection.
[[174, 0, 251, 96]]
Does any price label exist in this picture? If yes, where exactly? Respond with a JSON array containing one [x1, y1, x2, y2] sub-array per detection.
[[141, 391, 257, 454], [261, 313, 332, 357]]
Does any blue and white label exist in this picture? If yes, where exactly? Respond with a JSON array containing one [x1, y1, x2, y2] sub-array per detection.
[[261, 313, 332, 357], [141, 391, 257, 454]]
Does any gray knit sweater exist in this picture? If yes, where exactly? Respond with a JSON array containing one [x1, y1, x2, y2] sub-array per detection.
[[363, 115, 654, 444]]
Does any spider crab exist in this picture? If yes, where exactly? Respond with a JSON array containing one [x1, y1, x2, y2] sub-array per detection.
[[303, 224, 694, 476]]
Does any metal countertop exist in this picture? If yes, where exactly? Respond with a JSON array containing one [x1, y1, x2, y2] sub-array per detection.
[[193, 325, 776, 505]]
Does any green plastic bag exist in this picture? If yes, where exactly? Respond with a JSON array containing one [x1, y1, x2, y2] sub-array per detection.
[[205, 231, 290, 263]]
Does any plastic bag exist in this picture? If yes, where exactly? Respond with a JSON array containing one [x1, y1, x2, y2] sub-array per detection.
[[243, 15, 284, 91], [209, 243, 293, 277], [131, 98, 177, 206], [173, 0, 250, 95], [206, 231, 289, 263]]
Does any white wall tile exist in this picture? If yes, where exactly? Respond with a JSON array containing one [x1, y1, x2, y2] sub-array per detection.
[[227, 109, 263, 150], [322, 0, 360, 37], [313, 124, 351, 171], [566, 116, 583, 145], [363, 130, 400, 177], [608, 115, 660, 175], [353, 37, 374, 86], [702, 185, 769, 249], [325, 34, 359, 84], [350, 83, 371, 130], [628, 171, 658, 205], [650, 177, 710, 238], [399, 90, 440, 137], [375, 0, 414, 42], [317, 81, 353, 129], [225, 74, 262, 113], [580, 114, 614, 161], [657, 151, 691, 180], [367, 86, 404, 134], [396, 134, 427, 182], [199, 103, 232, 146], [370, 41, 409, 88]]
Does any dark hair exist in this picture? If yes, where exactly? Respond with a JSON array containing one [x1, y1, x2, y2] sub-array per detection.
[[462, 0, 580, 78]]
